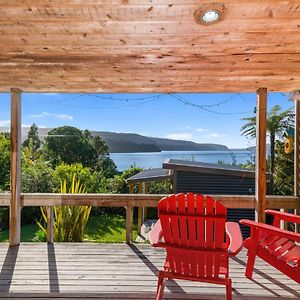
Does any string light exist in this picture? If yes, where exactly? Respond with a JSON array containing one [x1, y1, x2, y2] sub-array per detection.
[[22, 92, 255, 115], [168, 94, 253, 115]]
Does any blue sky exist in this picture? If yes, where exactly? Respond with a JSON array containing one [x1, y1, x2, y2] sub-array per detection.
[[0, 92, 293, 149]]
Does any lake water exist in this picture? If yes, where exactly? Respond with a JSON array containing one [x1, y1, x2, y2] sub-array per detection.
[[110, 150, 253, 171]]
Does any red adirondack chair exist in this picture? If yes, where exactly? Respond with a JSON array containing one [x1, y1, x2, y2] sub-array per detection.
[[240, 210, 300, 284], [150, 193, 243, 300]]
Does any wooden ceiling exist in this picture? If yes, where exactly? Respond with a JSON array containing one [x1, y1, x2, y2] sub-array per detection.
[[0, 0, 300, 93]]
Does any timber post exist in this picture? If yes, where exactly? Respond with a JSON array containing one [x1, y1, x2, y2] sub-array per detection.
[[125, 204, 133, 243], [294, 98, 300, 232], [9, 88, 22, 247], [47, 206, 54, 243], [137, 182, 143, 236], [255, 88, 267, 223]]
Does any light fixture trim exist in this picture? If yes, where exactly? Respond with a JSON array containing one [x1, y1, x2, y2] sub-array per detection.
[[202, 10, 220, 22], [194, 3, 227, 26]]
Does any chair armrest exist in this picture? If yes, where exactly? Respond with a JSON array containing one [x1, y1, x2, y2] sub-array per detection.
[[240, 219, 300, 242], [266, 209, 300, 224], [149, 220, 164, 247], [225, 222, 243, 256]]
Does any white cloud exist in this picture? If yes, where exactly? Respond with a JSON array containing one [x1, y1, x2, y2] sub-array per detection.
[[0, 120, 10, 127], [21, 124, 31, 128], [29, 111, 73, 120], [205, 133, 228, 138], [57, 114, 73, 120], [164, 133, 193, 141], [196, 128, 209, 132]]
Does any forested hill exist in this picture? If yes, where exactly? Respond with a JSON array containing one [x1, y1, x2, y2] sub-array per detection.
[[91, 131, 228, 153], [0, 127, 228, 153]]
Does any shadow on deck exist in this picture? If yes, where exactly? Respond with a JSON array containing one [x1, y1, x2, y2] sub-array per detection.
[[0, 243, 299, 299]]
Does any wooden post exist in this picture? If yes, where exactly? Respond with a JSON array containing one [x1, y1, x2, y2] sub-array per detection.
[[125, 205, 133, 243], [137, 182, 143, 236], [142, 182, 148, 223], [255, 88, 267, 223], [9, 88, 22, 247], [294, 99, 300, 233], [47, 207, 54, 243], [129, 183, 134, 194]]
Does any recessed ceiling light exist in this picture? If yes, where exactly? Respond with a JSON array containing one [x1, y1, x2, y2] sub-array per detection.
[[202, 10, 220, 22], [194, 3, 226, 25]]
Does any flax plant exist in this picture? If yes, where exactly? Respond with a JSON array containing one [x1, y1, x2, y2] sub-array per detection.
[[37, 175, 91, 242]]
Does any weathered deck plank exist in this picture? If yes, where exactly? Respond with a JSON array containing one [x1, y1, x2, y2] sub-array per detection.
[[0, 243, 299, 299]]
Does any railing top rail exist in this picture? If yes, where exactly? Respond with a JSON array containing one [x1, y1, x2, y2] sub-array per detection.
[[0, 193, 299, 209]]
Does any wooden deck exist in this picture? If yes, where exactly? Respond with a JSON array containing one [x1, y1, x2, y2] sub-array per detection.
[[0, 243, 299, 300]]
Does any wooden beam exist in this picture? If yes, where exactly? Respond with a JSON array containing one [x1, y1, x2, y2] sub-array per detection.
[[9, 88, 22, 247], [255, 88, 267, 223], [0, 193, 299, 209], [294, 98, 300, 233]]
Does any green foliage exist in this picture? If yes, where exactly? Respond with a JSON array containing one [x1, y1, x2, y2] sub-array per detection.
[[241, 105, 294, 175], [106, 175, 128, 193], [148, 180, 172, 194], [37, 175, 91, 242], [44, 126, 97, 167], [22, 123, 41, 154], [33, 229, 47, 242], [0, 208, 9, 230], [22, 147, 54, 193], [241, 105, 294, 139], [273, 141, 294, 195], [43, 126, 115, 173], [0, 133, 10, 191], [121, 166, 143, 180], [53, 163, 95, 192]]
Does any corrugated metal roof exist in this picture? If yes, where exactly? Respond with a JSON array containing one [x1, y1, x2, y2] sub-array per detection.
[[126, 168, 172, 183]]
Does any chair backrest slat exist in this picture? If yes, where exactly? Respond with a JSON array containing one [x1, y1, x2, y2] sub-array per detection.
[[187, 193, 196, 247], [215, 201, 227, 249], [177, 194, 188, 245], [196, 194, 205, 247], [205, 196, 214, 248]]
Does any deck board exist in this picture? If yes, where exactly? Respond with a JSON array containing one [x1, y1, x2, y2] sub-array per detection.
[[0, 243, 299, 299]]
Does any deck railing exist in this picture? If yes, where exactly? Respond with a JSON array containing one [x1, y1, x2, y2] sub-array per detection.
[[0, 193, 299, 243]]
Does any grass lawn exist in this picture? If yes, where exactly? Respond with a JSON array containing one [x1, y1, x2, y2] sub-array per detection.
[[0, 214, 137, 243]]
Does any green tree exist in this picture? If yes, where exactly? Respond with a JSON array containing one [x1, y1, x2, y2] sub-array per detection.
[[23, 123, 41, 154], [44, 126, 98, 167], [0, 133, 10, 191], [241, 105, 294, 176], [43, 126, 116, 176]]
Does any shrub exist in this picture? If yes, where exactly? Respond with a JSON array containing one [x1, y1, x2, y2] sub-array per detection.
[[37, 175, 91, 242]]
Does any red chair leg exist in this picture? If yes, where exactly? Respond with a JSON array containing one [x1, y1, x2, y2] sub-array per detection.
[[226, 279, 232, 300], [245, 250, 256, 279], [156, 271, 166, 300]]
